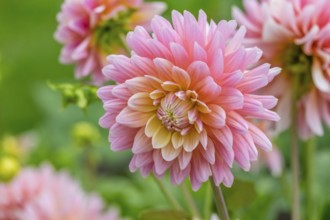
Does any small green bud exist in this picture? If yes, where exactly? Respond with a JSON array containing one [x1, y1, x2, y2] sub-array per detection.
[[72, 122, 100, 147]]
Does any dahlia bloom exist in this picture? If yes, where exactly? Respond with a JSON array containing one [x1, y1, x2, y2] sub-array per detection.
[[233, 0, 330, 139], [55, 0, 166, 84], [98, 10, 280, 190], [0, 164, 119, 220]]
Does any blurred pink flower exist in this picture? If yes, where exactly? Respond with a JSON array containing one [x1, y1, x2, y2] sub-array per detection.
[[233, 0, 330, 139], [98, 10, 280, 190], [259, 146, 283, 177], [0, 164, 119, 220], [55, 0, 166, 84]]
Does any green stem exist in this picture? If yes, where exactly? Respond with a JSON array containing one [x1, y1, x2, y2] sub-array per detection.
[[181, 182, 201, 218], [153, 176, 182, 210], [210, 177, 230, 220], [203, 182, 212, 220], [305, 137, 316, 220], [291, 76, 300, 220]]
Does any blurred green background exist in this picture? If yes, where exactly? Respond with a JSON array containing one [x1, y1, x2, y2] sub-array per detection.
[[2, 0, 330, 219]]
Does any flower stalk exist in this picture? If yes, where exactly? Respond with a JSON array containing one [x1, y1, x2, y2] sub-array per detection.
[[153, 176, 182, 210], [305, 137, 317, 220], [291, 75, 300, 220], [181, 182, 201, 218], [210, 177, 230, 220]]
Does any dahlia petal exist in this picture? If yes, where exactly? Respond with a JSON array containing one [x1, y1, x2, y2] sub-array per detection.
[[125, 76, 161, 93], [305, 90, 323, 135], [188, 109, 198, 124], [233, 134, 252, 171], [238, 64, 271, 92], [132, 128, 153, 153], [183, 129, 200, 152], [161, 144, 182, 161], [262, 19, 294, 42], [224, 48, 245, 73], [312, 58, 330, 93], [110, 123, 137, 151], [193, 42, 207, 62], [247, 122, 272, 152], [131, 55, 156, 75], [194, 118, 204, 133], [145, 115, 162, 138], [134, 152, 153, 167], [133, 2, 167, 29], [170, 42, 190, 68], [196, 100, 212, 113], [149, 89, 166, 100], [178, 150, 192, 170], [104, 99, 126, 112], [97, 85, 115, 100], [187, 61, 211, 84], [111, 84, 132, 100], [153, 150, 172, 175], [226, 111, 248, 133], [116, 107, 153, 127], [226, 26, 246, 54], [128, 92, 157, 112], [99, 113, 116, 128], [172, 10, 184, 35], [195, 76, 222, 102], [210, 126, 233, 151], [201, 138, 215, 164], [161, 81, 181, 92], [218, 70, 243, 86], [200, 104, 226, 128], [241, 47, 263, 69], [71, 37, 90, 60], [209, 48, 224, 80], [232, 7, 260, 33], [152, 126, 172, 148], [246, 94, 278, 109], [217, 88, 244, 110], [200, 129, 208, 149], [171, 132, 184, 149], [191, 154, 210, 183], [153, 58, 174, 81], [147, 39, 173, 60], [170, 163, 190, 185], [211, 159, 233, 187], [171, 66, 191, 89]]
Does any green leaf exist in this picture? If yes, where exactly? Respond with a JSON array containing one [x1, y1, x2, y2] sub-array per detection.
[[139, 209, 189, 220], [223, 179, 257, 210], [48, 81, 98, 110]]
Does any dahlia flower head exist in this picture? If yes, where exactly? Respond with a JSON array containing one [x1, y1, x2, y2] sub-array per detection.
[[98, 10, 280, 190], [55, 0, 166, 84], [0, 164, 119, 220], [233, 0, 330, 139]]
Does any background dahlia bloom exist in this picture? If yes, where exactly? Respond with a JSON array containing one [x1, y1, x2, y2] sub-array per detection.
[[233, 0, 330, 139], [55, 0, 166, 84], [98, 10, 280, 190], [0, 164, 119, 220]]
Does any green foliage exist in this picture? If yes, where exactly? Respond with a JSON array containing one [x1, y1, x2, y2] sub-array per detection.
[[48, 82, 99, 110], [223, 179, 257, 210], [139, 210, 189, 220]]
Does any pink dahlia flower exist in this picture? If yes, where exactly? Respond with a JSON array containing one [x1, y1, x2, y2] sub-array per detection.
[[98, 10, 280, 190], [0, 164, 119, 220], [233, 0, 330, 139], [55, 0, 166, 84]]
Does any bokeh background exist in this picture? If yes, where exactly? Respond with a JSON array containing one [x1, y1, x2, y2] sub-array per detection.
[[1, 0, 330, 219]]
